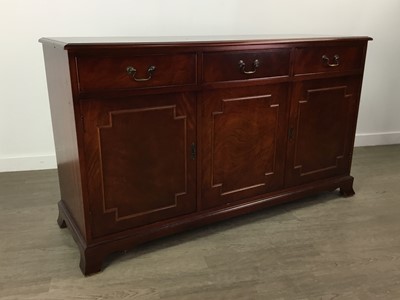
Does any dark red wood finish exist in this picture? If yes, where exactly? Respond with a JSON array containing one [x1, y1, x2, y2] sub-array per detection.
[[76, 53, 197, 92], [201, 84, 289, 209], [81, 93, 197, 237], [41, 43, 88, 239], [294, 45, 364, 75], [203, 49, 290, 82], [40, 36, 371, 276], [285, 77, 361, 187]]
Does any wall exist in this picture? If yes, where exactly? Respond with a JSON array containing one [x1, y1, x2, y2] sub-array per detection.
[[0, 0, 399, 172]]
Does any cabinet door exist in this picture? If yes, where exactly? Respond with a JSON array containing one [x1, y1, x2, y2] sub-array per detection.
[[201, 85, 289, 209], [285, 77, 361, 187], [81, 93, 196, 238]]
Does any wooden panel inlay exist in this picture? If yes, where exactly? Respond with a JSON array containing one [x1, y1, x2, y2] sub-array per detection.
[[294, 86, 352, 176], [211, 95, 279, 195], [98, 106, 187, 221]]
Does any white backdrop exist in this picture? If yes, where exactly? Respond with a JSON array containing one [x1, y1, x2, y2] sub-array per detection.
[[1, 0, 399, 171]]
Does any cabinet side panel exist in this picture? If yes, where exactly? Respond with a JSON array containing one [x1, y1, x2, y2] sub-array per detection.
[[42, 44, 86, 239]]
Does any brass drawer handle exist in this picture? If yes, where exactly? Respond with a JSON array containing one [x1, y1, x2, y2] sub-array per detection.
[[322, 55, 340, 67], [238, 59, 260, 74], [126, 65, 156, 82]]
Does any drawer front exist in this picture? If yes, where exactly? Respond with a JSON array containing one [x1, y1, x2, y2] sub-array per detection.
[[294, 46, 364, 75], [203, 49, 290, 83], [76, 53, 197, 92]]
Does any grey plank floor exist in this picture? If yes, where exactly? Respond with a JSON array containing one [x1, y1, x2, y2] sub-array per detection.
[[0, 145, 400, 300]]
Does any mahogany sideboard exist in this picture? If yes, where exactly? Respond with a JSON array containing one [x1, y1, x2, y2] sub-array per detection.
[[40, 35, 372, 275]]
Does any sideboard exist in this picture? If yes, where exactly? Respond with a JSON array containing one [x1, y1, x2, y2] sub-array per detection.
[[40, 35, 372, 275]]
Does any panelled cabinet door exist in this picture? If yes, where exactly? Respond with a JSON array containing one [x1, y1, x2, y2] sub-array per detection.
[[81, 93, 197, 238], [201, 85, 289, 209], [285, 77, 361, 187]]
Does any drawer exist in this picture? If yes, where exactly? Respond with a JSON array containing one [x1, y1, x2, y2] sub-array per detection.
[[76, 53, 197, 92], [203, 49, 290, 82], [294, 46, 364, 75]]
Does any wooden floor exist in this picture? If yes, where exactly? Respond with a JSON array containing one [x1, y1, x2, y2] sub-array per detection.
[[0, 145, 400, 300]]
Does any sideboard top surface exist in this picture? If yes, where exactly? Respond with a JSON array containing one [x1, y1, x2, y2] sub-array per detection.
[[39, 35, 372, 49]]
